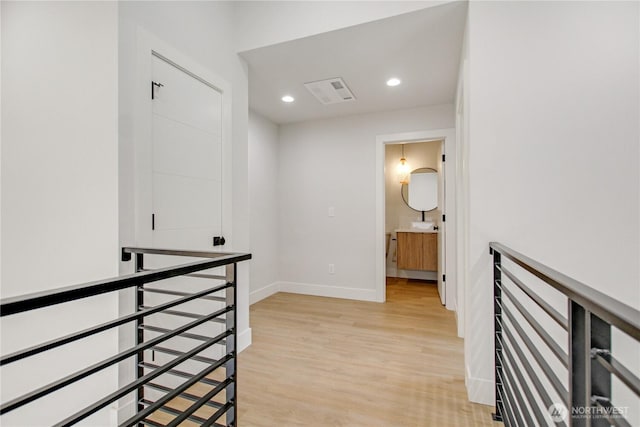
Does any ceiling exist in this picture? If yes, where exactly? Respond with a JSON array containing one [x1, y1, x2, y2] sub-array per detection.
[[239, 2, 468, 125]]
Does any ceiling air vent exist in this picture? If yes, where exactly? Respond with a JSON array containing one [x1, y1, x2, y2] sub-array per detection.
[[304, 77, 356, 105]]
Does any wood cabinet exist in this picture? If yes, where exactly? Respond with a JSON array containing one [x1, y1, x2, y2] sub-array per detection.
[[397, 232, 438, 271]]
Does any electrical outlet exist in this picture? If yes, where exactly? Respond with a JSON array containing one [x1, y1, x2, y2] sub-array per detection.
[[328, 207, 335, 217], [328, 264, 335, 274]]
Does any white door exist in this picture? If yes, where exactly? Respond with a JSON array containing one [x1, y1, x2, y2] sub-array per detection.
[[141, 53, 227, 392], [151, 54, 224, 250], [437, 141, 446, 305]]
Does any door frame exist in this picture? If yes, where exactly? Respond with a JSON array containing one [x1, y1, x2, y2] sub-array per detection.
[[455, 60, 468, 338], [133, 28, 233, 249], [375, 128, 456, 309]]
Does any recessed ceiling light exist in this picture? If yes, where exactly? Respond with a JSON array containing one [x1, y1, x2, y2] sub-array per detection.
[[386, 78, 401, 87], [281, 95, 295, 103]]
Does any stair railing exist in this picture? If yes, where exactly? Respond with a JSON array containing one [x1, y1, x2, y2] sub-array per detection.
[[0, 247, 250, 426], [490, 242, 639, 427]]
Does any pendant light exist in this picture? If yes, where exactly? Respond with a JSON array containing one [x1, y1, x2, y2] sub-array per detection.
[[397, 144, 411, 184]]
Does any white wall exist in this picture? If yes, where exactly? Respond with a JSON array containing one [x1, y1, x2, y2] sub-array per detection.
[[248, 110, 280, 302], [276, 105, 454, 300], [233, 0, 447, 52], [1, 1, 119, 424], [0, 2, 3, 291], [464, 1, 639, 413]]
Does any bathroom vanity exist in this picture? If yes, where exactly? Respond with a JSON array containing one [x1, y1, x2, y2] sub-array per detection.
[[396, 230, 438, 271]]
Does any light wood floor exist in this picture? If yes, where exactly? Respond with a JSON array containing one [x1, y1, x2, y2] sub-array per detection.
[[237, 278, 499, 426]]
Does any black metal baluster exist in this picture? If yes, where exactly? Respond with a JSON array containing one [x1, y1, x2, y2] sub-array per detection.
[[589, 314, 611, 427], [225, 263, 237, 426], [135, 253, 145, 421], [570, 301, 588, 427], [492, 248, 504, 422]]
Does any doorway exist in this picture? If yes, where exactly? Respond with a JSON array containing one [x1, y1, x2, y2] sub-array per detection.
[[374, 129, 456, 310], [384, 140, 445, 304]]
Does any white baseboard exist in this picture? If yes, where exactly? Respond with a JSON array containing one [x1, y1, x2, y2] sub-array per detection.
[[249, 282, 376, 304], [250, 281, 378, 304], [455, 310, 464, 338], [249, 282, 280, 305], [238, 327, 252, 352], [277, 281, 378, 302], [466, 366, 495, 406]]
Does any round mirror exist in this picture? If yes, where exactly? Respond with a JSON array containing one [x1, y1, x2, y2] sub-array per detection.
[[401, 167, 438, 212]]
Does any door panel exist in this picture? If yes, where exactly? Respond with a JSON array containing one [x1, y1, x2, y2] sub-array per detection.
[[152, 56, 222, 135], [152, 115, 221, 180], [151, 229, 223, 255], [422, 233, 438, 272], [151, 54, 223, 251], [397, 232, 423, 270], [437, 141, 446, 305], [152, 173, 220, 231]]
